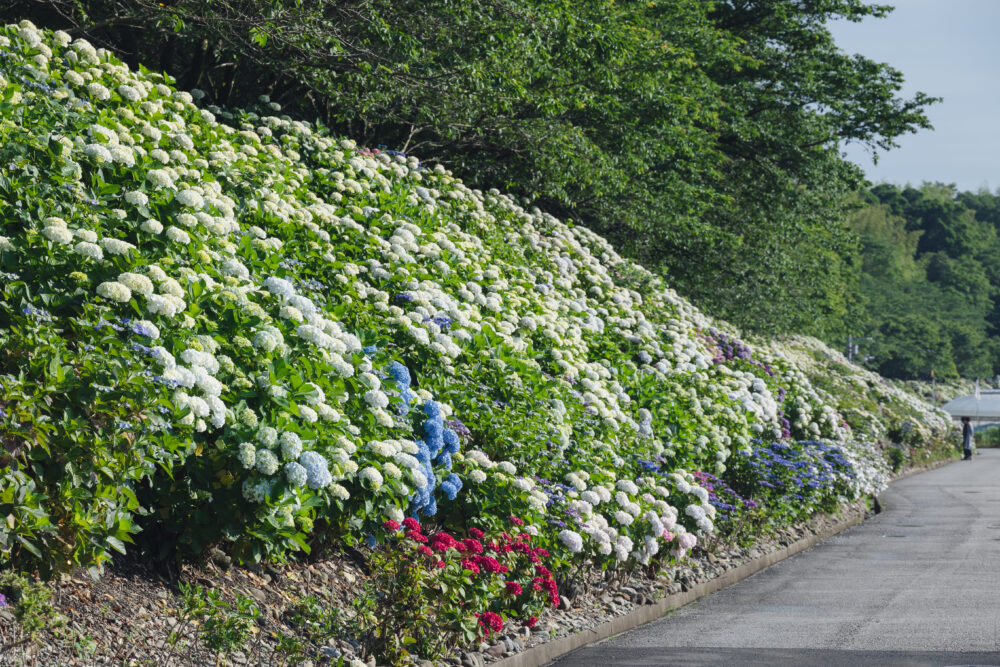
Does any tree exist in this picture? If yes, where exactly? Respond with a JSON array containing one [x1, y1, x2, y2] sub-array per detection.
[[658, 0, 937, 336]]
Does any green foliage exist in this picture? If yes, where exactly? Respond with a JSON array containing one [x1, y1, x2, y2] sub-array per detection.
[[0, 570, 61, 638], [852, 183, 1000, 379], [172, 582, 260, 660]]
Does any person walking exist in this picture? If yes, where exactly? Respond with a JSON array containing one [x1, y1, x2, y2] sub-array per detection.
[[962, 416, 974, 460]]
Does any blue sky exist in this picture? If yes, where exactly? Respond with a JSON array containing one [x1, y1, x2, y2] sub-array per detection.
[[828, 0, 1000, 193]]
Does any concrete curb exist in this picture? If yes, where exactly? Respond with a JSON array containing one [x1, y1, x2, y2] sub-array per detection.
[[495, 455, 957, 667], [495, 507, 867, 667]]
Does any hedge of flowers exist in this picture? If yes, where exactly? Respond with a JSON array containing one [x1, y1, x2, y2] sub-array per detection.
[[350, 516, 556, 664], [0, 18, 954, 592]]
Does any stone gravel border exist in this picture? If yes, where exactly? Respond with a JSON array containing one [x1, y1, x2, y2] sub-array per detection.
[[495, 457, 957, 667]]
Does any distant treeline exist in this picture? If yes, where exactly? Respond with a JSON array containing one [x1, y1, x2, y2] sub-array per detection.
[[2, 0, 935, 338], [852, 184, 1000, 380]]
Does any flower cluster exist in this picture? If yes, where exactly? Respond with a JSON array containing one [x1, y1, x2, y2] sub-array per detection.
[[0, 21, 952, 581]]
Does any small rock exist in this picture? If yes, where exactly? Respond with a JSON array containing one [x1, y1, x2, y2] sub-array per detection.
[[208, 546, 232, 570], [620, 586, 637, 596], [461, 651, 485, 667], [342, 571, 356, 584], [417, 661, 435, 667], [559, 595, 572, 610], [485, 643, 506, 658], [246, 587, 267, 603], [321, 647, 341, 659]]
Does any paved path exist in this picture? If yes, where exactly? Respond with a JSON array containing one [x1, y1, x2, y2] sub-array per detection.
[[554, 450, 1000, 666]]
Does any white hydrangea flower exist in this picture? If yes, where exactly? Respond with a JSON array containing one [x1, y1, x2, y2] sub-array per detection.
[[96, 281, 132, 303], [100, 238, 136, 255], [257, 426, 279, 447], [141, 219, 164, 234], [255, 449, 279, 475], [280, 432, 303, 461], [237, 442, 256, 469], [124, 191, 149, 207], [165, 226, 191, 244], [42, 225, 73, 244], [86, 82, 111, 101], [558, 529, 583, 553], [359, 467, 384, 490], [118, 272, 154, 296]]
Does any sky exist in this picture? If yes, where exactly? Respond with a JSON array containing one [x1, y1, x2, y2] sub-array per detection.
[[828, 0, 1000, 193]]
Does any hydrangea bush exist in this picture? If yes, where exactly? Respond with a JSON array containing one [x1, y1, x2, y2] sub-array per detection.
[[0, 21, 954, 582]]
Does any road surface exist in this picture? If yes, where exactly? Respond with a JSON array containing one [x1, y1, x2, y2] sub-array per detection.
[[553, 450, 1000, 666]]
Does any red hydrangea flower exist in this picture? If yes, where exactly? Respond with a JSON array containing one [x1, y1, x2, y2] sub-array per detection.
[[526, 616, 538, 628], [509, 516, 525, 526], [469, 528, 485, 539], [436, 560, 446, 569], [475, 555, 508, 574], [461, 559, 481, 574], [383, 520, 401, 531], [406, 530, 428, 543], [475, 611, 504, 636], [505, 581, 523, 596], [418, 545, 434, 556], [431, 532, 461, 553], [463, 538, 484, 554], [402, 517, 421, 532]]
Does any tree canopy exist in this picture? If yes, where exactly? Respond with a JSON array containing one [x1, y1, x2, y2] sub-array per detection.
[[852, 183, 1000, 380]]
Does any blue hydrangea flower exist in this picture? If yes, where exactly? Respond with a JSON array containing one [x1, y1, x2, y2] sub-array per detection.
[[420, 497, 437, 517], [388, 361, 411, 387], [299, 451, 332, 489], [442, 428, 460, 455], [284, 461, 307, 487]]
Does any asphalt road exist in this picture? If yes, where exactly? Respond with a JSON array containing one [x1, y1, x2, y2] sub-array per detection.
[[553, 450, 1000, 667]]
